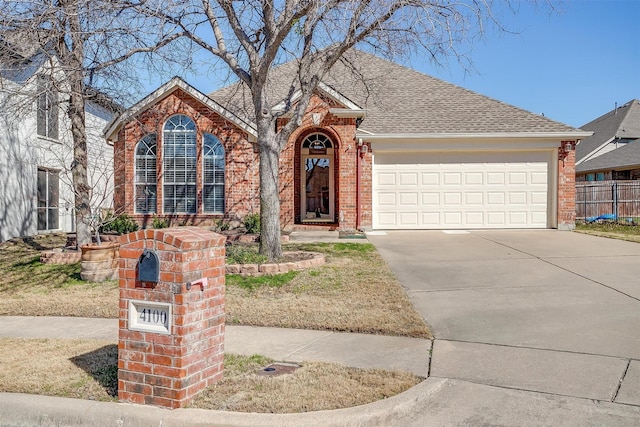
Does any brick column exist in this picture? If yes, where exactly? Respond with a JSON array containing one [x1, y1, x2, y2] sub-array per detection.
[[118, 227, 225, 409], [557, 142, 577, 230]]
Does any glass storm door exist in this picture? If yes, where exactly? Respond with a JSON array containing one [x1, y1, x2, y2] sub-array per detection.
[[301, 134, 334, 222]]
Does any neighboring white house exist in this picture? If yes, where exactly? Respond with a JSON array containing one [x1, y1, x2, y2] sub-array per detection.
[[0, 42, 116, 242]]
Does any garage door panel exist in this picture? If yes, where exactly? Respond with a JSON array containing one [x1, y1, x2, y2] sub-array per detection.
[[399, 173, 418, 186], [399, 212, 419, 226], [531, 172, 547, 185], [531, 191, 547, 204], [465, 172, 483, 185], [443, 192, 462, 205], [377, 192, 396, 205], [422, 212, 440, 225], [422, 193, 439, 205], [508, 172, 527, 185], [399, 192, 418, 206], [377, 173, 396, 186], [443, 173, 462, 185], [421, 173, 439, 185], [373, 153, 550, 230]]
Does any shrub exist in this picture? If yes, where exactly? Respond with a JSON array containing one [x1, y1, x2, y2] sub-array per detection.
[[152, 216, 170, 229], [244, 213, 260, 234], [214, 219, 230, 232], [99, 212, 139, 235]]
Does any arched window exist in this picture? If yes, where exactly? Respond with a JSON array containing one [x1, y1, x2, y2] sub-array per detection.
[[203, 133, 225, 213], [134, 134, 157, 213], [163, 115, 197, 214], [302, 133, 333, 150]]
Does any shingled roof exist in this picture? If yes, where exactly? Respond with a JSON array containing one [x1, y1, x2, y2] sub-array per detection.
[[576, 139, 640, 173], [576, 99, 640, 163], [211, 50, 583, 136]]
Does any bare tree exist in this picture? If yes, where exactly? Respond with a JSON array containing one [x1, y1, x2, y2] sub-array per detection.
[[139, 0, 549, 260], [0, 0, 188, 246]]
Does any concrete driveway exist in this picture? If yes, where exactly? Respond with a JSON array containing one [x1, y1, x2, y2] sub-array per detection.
[[368, 230, 640, 406]]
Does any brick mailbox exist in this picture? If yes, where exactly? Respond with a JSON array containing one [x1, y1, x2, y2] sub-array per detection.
[[117, 227, 225, 409]]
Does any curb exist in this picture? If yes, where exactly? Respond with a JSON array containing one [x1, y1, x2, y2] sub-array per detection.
[[0, 378, 447, 427]]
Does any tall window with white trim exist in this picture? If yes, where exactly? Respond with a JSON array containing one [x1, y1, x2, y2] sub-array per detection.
[[163, 115, 197, 214], [36, 75, 59, 140], [37, 167, 59, 230], [203, 133, 225, 213], [135, 134, 157, 213]]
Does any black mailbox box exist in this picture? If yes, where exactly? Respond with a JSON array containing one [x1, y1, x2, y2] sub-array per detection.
[[138, 249, 160, 282]]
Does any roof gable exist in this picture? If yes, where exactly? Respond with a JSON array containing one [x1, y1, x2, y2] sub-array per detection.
[[104, 77, 257, 141], [576, 139, 640, 173], [576, 99, 640, 163]]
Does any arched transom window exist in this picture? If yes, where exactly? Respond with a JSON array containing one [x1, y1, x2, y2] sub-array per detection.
[[163, 115, 197, 214], [134, 134, 157, 213], [203, 133, 225, 213]]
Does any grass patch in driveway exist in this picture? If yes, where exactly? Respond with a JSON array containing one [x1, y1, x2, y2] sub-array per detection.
[[0, 237, 430, 339], [0, 338, 422, 413]]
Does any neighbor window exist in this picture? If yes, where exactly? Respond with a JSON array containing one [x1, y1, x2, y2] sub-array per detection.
[[163, 115, 197, 214], [134, 134, 157, 213], [36, 75, 59, 140], [596, 172, 606, 181], [37, 167, 59, 231], [203, 133, 225, 213]]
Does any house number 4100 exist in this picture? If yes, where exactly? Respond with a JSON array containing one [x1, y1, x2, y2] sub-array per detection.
[[129, 300, 172, 334], [139, 308, 168, 326]]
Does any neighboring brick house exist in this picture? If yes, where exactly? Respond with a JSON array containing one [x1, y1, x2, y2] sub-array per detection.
[[0, 41, 116, 242], [576, 99, 640, 181], [105, 51, 590, 231]]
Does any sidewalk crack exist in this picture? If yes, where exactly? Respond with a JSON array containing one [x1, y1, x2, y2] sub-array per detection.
[[611, 359, 631, 402]]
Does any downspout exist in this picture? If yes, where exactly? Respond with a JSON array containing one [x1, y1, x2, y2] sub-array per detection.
[[356, 138, 362, 230]]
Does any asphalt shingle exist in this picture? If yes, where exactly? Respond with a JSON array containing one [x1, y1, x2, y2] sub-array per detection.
[[211, 50, 580, 135]]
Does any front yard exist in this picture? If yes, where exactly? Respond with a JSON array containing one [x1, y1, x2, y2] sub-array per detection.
[[0, 232, 430, 413]]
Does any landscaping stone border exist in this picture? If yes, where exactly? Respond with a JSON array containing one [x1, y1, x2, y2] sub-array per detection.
[[225, 251, 325, 276], [40, 249, 81, 264]]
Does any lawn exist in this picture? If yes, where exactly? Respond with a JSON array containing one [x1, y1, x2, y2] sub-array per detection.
[[0, 234, 430, 339], [0, 233, 429, 413], [0, 338, 421, 413], [575, 222, 640, 243]]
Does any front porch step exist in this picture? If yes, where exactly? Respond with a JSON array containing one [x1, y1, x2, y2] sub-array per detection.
[[289, 224, 338, 231]]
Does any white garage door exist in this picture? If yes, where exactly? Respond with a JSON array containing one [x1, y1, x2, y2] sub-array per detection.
[[373, 151, 551, 229]]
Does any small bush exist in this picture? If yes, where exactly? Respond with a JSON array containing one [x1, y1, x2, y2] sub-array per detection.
[[214, 219, 231, 232], [152, 216, 170, 229], [244, 213, 260, 234], [99, 213, 139, 235]]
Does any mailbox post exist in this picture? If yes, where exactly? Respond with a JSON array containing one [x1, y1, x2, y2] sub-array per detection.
[[117, 227, 225, 409]]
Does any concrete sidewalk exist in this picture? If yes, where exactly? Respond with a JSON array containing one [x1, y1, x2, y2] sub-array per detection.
[[0, 316, 431, 377]]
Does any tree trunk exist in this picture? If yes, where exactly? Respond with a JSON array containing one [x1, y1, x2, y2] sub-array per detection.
[[257, 126, 282, 261], [62, 0, 92, 248]]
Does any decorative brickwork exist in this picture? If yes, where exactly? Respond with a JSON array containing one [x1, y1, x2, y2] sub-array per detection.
[[558, 142, 577, 230], [114, 88, 367, 232], [117, 227, 225, 409]]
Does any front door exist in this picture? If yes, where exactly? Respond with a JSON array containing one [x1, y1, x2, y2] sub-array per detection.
[[300, 133, 334, 222]]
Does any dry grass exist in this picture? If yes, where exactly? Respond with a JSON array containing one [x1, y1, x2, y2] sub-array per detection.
[[191, 355, 421, 413], [0, 237, 430, 339], [227, 243, 431, 338], [575, 222, 640, 243], [0, 338, 118, 401], [0, 339, 422, 413], [0, 234, 118, 317]]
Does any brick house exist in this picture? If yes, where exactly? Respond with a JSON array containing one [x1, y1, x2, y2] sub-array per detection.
[[105, 51, 590, 231]]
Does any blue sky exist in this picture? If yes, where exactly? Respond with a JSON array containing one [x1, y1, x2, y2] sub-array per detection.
[[173, 0, 639, 130], [406, 0, 640, 128]]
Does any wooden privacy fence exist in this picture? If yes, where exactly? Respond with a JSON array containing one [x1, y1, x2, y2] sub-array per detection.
[[576, 180, 640, 221]]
